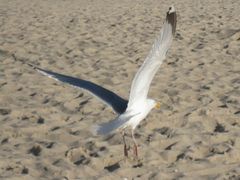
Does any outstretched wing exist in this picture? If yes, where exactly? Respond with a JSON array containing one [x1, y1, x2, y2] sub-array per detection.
[[128, 6, 177, 107], [29, 64, 128, 114]]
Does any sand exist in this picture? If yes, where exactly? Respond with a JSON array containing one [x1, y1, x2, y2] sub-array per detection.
[[0, 0, 240, 179]]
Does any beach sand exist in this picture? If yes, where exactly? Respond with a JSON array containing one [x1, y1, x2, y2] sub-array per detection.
[[0, 0, 240, 179]]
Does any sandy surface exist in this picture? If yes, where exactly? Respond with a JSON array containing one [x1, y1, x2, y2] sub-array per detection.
[[0, 0, 240, 179]]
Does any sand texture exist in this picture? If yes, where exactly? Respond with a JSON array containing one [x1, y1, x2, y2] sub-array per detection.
[[0, 0, 240, 179]]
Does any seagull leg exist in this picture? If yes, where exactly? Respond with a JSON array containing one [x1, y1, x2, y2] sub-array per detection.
[[122, 131, 128, 157], [132, 130, 138, 158]]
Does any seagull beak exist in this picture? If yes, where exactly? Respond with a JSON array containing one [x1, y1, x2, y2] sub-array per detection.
[[155, 102, 161, 109]]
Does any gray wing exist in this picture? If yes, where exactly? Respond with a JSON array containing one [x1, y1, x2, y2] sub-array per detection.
[[29, 64, 128, 114], [128, 6, 177, 107]]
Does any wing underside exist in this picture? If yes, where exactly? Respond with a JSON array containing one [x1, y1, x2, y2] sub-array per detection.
[[29, 64, 128, 114]]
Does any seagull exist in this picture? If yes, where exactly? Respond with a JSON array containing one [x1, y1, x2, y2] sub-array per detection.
[[29, 6, 177, 158]]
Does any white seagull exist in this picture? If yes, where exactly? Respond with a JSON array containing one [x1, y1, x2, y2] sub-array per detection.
[[29, 6, 177, 158]]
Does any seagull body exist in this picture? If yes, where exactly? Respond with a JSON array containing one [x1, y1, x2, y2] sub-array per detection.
[[94, 99, 155, 135], [30, 6, 177, 157], [93, 6, 176, 139]]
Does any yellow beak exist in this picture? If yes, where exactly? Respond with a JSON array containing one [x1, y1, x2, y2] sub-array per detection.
[[155, 102, 161, 109]]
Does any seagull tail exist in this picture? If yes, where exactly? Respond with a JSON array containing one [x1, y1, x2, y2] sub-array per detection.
[[91, 113, 133, 136]]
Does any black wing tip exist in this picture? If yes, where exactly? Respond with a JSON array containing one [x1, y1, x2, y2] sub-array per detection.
[[27, 63, 42, 72], [27, 63, 53, 78], [27, 63, 47, 73], [27, 63, 36, 69], [166, 5, 177, 35], [168, 5, 176, 14]]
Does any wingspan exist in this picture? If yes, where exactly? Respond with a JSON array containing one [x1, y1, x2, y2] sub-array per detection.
[[128, 6, 177, 107], [29, 64, 128, 114]]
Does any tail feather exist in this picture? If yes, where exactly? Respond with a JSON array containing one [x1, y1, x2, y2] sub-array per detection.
[[92, 113, 134, 135]]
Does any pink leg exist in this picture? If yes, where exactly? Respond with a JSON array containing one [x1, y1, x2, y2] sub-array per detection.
[[132, 130, 138, 158], [122, 131, 128, 157], [133, 143, 138, 157]]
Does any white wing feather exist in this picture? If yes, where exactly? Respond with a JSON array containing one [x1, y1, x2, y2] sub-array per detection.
[[128, 6, 177, 107]]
